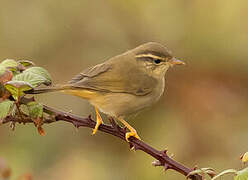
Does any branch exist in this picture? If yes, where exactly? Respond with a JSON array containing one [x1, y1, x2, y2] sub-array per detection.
[[2, 98, 202, 180]]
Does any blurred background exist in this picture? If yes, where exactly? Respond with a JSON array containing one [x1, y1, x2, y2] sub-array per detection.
[[1, 0, 248, 179]]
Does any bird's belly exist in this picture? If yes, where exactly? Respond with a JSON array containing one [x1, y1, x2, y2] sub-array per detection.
[[89, 92, 162, 117]]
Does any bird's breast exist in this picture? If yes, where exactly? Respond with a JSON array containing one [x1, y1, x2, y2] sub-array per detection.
[[89, 78, 165, 117], [149, 77, 165, 103]]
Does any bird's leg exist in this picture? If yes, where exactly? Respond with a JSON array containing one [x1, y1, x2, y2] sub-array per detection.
[[92, 107, 103, 135], [118, 117, 141, 142], [108, 116, 119, 130]]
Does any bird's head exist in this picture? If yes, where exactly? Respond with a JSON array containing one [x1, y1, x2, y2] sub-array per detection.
[[133, 42, 185, 78]]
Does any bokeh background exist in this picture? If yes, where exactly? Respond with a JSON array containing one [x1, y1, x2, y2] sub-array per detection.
[[1, 0, 248, 179]]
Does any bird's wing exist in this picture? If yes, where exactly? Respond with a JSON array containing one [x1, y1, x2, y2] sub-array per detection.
[[69, 61, 157, 96], [69, 63, 111, 84]]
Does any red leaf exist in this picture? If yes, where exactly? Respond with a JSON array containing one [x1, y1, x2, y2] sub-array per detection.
[[0, 70, 13, 83], [37, 126, 46, 136]]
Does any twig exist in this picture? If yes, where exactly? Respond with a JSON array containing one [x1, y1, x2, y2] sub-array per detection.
[[2, 98, 202, 180]]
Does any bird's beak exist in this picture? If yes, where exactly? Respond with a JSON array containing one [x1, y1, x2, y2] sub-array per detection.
[[169, 57, 185, 66]]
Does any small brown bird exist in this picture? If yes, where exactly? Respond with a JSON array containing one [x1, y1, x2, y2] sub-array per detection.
[[28, 42, 185, 141]]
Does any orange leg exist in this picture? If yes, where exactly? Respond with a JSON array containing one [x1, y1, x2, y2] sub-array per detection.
[[118, 117, 141, 142], [92, 107, 103, 135]]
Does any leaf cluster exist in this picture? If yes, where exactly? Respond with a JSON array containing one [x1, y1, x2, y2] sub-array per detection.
[[0, 59, 52, 135]]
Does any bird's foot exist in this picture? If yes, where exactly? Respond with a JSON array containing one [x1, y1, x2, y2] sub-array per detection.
[[125, 129, 141, 142], [117, 116, 141, 142]]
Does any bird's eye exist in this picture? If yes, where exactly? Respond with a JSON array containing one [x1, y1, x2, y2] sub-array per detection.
[[154, 59, 161, 64]]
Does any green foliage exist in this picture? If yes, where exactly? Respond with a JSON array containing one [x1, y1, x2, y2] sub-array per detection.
[[0, 65, 6, 76], [27, 101, 43, 119], [0, 100, 14, 120], [13, 71, 49, 87], [0, 58, 50, 136], [0, 59, 52, 101], [0, 59, 16, 79], [4, 81, 33, 100], [235, 168, 248, 180], [212, 168, 248, 180], [24, 67, 52, 85], [187, 168, 215, 179], [0, 59, 18, 69], [212, 169, 237, 180], [17, 60, 35, 67]]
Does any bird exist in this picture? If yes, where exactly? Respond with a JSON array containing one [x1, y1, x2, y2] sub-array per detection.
[[27, 42, 185, 141]]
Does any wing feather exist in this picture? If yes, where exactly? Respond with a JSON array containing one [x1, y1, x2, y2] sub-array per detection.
[[69, 63, 111, 84], [69, 60, 157, 96]]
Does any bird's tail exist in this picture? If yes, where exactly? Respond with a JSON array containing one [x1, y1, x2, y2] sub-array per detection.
[[25, 85, 97, 100], [25, 85, 69, 94]]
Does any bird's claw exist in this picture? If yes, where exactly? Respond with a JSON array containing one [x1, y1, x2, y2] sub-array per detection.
[[125, 130, 141, 142]]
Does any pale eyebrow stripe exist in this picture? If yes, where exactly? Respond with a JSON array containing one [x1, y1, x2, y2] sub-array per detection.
[[135, 53, 164, 60]]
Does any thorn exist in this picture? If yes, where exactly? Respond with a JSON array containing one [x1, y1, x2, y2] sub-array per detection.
[[10, 122, 15, 131], [74, 126, 79, 132], [160, 149, 168, 157], [133, 144, 140, 151], [193, 165, 198, 170], [72, 122, 80, 128], [164, 164, 170, 171], [129, 142, 140, 151], [129, 143, 134, 149], [163, 149, 168, 154], [130, 146, 135, 151], [169, 153, 174, 158], [64, 112, 72, 118], [152, 160, 163, 167]]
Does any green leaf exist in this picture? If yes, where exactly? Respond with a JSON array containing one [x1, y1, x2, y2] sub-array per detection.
[[0, 100, 14, 119], [0, 65, 6, 76], [17, 60, 35, 67], [235, 168, 248, 180], [27, 102, 43, 119], [13, 71, 48, 87], [24, 67, 52, 85], [0, 59, 18, 69], [5, 81, 33, 100], [212, 169, 237, 180], [20, 104, 29, 116], [187, 167, 215, 179]]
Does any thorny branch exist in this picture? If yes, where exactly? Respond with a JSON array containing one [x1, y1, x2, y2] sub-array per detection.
[[2, 97, 202, 180]]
